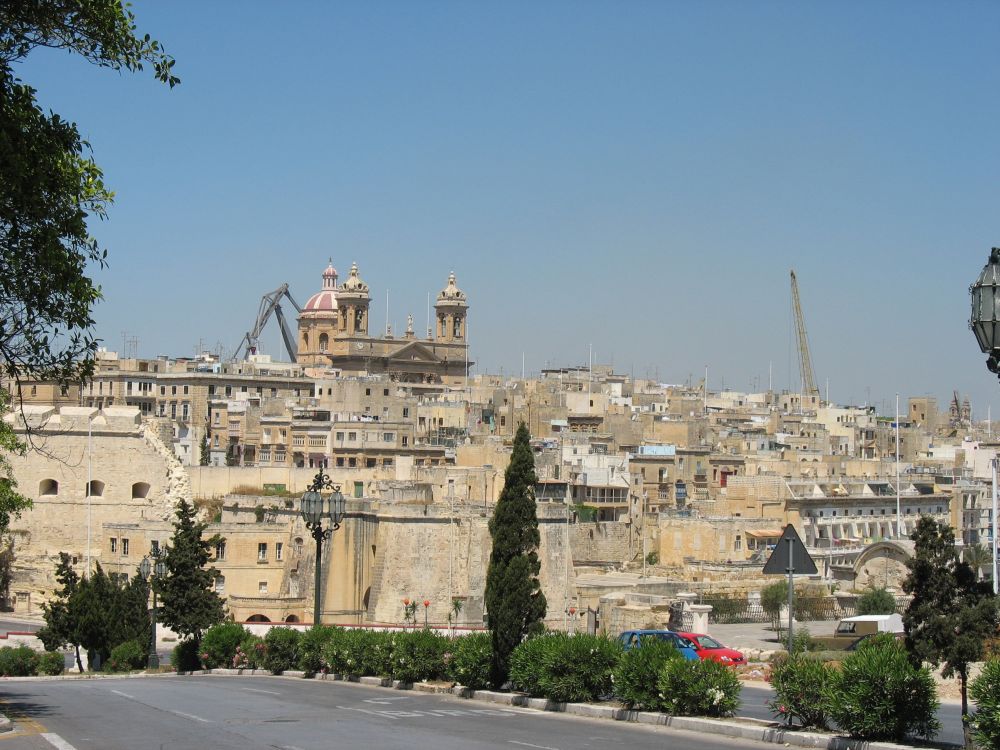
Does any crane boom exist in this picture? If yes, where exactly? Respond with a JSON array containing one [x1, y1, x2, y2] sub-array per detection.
[[233, 284, 302, 363], [790, 270, 820, 400]]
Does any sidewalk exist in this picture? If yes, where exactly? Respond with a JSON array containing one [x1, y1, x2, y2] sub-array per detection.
[[708, 620, 837, 653]]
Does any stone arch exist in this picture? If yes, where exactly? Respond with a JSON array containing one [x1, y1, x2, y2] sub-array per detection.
[[319, 333, 329, 352], [247, 614, 271, 623], [38, 479, 58, 496], [131, 482, 150, 499], [86, 479, 105, 497], [284, 614, 299, 623]]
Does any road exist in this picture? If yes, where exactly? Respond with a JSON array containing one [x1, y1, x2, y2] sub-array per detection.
[[0, 675, 771, 750], [738, 683, 965, 746]]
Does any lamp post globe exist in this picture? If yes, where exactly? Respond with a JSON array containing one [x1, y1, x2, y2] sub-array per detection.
[[300, 471, 344, 627], [970, 247, 1000, 595], [139, 556, 151, 580]]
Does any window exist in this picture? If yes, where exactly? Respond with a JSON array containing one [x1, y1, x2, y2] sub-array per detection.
[[258, 543, 268, 562], [402, 407, 409, 418], [319, 333, 329, 352], [336, 457, 344, 467], [131, 482, 150, 499], [151, 540, 160, 555], [383, 388, 389, 396], [39, 479, 58, 496], [366, 458, 376, 468], [354, 481, 363, 498], [336, 432, 345, 441], [171, 386, 177, 395], [365, 388, 371, 396], [182, 403, 189, 420], [215, 576, 225, 593], [160, 385, 165, 396], [258, 581, 268, 594], [348, 457, 357, 467], [122, 538, 130, 556], [183, 385, 189, 395], [86, 480, 105, 497], [110, 537, 117, 554], [734, 535, 742, 551], [276, 543, 283, 561], [215, 540, 226, 560], [383, 432, 394, 442], [402, 436, 408, 447], [348, 432, 356, 441]]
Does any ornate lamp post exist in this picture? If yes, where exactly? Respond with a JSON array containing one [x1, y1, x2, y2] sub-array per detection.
[[138, 547, 167, 669], [970, 248, 1000, 594], [300, 471, 345, 626]]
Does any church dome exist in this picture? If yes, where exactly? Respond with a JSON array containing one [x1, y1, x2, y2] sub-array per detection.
[[436, 272, 467, 304], [302, 261, 339, 313], [340, 262, 369, 295]]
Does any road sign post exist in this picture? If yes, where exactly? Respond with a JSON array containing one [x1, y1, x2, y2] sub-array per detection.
[[762, 524, 818, 657]]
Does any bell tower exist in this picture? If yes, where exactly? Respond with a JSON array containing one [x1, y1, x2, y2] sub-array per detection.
[[338, 262, 370, 336], [434, 272, 468, 343]]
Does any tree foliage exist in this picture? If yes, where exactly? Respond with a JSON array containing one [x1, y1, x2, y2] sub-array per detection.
[[157, 499, 225, 645], [0, 0, 177, 393], [37, 554, 149, 670], [903, 516, 998, 738], [484, 422, 546, 688], [856, 587, 896, 616], [0, 390, 31, 532], [199, 432, 210, 466]]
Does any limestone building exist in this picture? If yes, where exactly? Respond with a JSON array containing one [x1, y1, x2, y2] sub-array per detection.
[[296, 262, 471, 384]]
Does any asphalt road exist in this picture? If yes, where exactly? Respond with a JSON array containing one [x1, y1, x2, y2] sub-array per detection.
[[738, 683, 965, 746], [0, 675, 773, 750]]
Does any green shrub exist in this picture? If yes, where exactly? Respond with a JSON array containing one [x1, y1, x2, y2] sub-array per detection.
[[657, 657, 741, 717], [262, 627, 301, 674], [389, 630, 448, 684], [449, 632, 492, 690], [298, 625, 339, 675], [233, 633, 265, 669], [825, 633, 939, 742], [38, 651, 65, 676], [789, 627, 817, 655], [761, 581, 788, 624], [0, 645, 39, 676], [855, 587, 896, 616], [323, 629, 393, 676], [613, 638, 683, 710], [199, 622, 248, 669], [170, 639, 201, 672], [768, 654, 832, 728], [971, 658, 1000, 749], [106, 640, 147, 673], [509, 633, 621, 703], [509, 634, 557, 697]]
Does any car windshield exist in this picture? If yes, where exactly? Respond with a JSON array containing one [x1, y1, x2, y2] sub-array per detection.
[[696, 636, 723, 649], [650, 633, 680, 645]]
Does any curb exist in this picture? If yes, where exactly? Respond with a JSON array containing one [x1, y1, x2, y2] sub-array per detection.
[[188, 670, 959, 750]]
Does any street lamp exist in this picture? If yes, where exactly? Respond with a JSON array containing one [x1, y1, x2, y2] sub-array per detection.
[[969, 247, 1000, 594], [138, 547, 167, 669], [300, 471, 345, 626]]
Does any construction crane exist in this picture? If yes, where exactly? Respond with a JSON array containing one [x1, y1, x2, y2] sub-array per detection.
[[232, 284, 301, 363], [790, 269, 820, 401]]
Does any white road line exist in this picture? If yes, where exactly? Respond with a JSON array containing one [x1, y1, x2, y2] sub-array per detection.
[[508, 741, 560, 750], [41, 733, 80, 750], [169, 709, 211, 724], [281, 746, 306, 750], [109, 689, 135, 699], [241, 687, 281, 695]]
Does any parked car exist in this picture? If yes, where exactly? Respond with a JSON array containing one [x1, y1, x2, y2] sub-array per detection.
[[675, 632, 745, 665], [617, 630, 700, 660]]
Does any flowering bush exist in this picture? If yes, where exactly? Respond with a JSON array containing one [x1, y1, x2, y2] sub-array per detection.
[[200, 622, 248, 669], [388, 629, 449, 684], [234, 633, 264, 669], [657, 657, 741, 717], [613, 638, 683, 710], [824, 633, 939, 742], [511, 633, 622, 703], [971, 658, 1000, 749], [105, 640, 146, 673], [38, 650, 65, 676], [767, 654, 832, 729], [0, 645, 40, 676], [297, 625, 339, 676], [262, 627, 301, 674], [449, 632, 492, 690]]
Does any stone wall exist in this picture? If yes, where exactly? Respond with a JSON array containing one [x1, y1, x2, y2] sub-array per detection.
[[569, 521, 633, 563]]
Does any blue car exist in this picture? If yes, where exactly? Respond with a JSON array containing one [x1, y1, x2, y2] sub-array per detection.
[[618, 629, 700, 660]]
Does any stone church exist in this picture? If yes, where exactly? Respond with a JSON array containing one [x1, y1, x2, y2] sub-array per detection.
[[296, 262, 471, 384]]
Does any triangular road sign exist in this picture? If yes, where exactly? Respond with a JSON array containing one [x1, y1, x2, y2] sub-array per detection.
[[762, 523, 818, 575]]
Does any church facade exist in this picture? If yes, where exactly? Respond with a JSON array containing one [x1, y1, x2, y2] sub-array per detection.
[[297, 262, 471, 384]]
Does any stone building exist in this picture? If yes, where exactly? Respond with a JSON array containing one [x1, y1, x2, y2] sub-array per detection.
[[296, 262, 472, 384]]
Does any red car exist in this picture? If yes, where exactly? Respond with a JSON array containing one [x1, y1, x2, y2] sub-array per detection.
[[676, 632, 746, 666]]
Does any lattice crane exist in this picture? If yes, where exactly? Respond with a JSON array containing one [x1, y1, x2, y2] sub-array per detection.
[[232, 284, 301, 363], [790, 270, 820, 401]]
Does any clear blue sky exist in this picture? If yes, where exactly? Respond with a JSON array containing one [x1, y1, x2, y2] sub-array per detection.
[[15, 1, 1000, 416]]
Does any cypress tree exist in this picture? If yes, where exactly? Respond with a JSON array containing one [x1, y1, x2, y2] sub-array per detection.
[[903, 516, 998, 746], [157, 499, 225, 647], [485, 422, 547, 688], [38, 552, 84, 671], [199, 432, 210, 466]]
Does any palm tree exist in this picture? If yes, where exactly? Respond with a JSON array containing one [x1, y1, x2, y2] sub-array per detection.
[[962, 543, 992, 582]]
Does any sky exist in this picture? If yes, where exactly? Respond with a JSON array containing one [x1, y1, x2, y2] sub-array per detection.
[[14, 1, 1000, 417]]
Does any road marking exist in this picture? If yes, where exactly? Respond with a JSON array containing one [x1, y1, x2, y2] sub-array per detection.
[[168, 710, 211, 724], [363, 697, 410, 704], [109, 689, 135, 700], [242, 687, 281, 695], [281, 746, 306, 750], [41, 734, 79, 750], [509, 742, 560, 750]]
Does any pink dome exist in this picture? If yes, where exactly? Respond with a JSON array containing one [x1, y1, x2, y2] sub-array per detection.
[[302, 261, 340, 313]]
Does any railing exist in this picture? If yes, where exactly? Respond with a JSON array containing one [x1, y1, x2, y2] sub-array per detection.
[[702, 595, 909, 625]]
